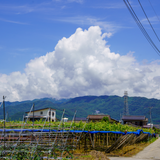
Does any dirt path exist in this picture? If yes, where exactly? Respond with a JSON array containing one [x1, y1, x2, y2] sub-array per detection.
[[109, 137, 160, 160]]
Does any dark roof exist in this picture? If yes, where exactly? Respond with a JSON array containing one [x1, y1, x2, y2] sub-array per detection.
[[153, 124, 160, 129], [143, 124, 160, 129], [111, 118, 119, 122], [143, 125, 151, 128], [26, 108, 56, 113], [87, 115, 111, 120], [74, 118, 87, 121], [122, 115, 147, 121], [25, 115, 46, 118]]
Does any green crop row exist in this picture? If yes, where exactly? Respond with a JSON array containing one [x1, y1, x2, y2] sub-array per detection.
[[0, 120, 154, 134]]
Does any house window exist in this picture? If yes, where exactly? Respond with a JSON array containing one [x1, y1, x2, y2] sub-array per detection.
[[40, 111, 43, 115], [49, 111, 51, 115], [52, 112, 54, 116]]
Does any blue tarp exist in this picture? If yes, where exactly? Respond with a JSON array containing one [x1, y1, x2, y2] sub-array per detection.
[[0, 129, 153, 135]]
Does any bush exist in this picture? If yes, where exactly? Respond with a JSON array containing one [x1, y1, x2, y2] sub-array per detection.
[[101, 117, 109, 123]]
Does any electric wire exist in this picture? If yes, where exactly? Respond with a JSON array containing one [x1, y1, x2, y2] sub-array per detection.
[[124, 0, 153, 49], [124, 0, 159, 55], [125, 0, 157, 51], [123, 0, 160, 56], [148, 0, 160, 23], [138, 0, 160, 42]]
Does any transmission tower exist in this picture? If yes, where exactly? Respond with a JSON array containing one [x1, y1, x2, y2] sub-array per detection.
[[123, 91, 129, 115]]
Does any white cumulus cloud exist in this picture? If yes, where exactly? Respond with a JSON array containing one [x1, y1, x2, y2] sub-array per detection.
[[1, 26, 160, 102]]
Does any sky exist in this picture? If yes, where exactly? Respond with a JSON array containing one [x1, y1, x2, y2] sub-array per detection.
[[0, 0, 160, 102]]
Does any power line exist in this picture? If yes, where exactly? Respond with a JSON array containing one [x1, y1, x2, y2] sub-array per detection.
[[138, 0, 160, 42], [148, 0, 160, 23], [123, 0, 160, 56]]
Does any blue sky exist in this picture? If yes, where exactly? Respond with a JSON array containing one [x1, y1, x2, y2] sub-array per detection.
[[0, 0, 160, 101]]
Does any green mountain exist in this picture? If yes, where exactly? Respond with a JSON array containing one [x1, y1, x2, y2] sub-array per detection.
[[0, 95, 159, 124]]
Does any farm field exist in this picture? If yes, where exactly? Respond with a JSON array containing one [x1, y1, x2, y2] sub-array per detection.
[[0, 120, 155, 133], [0, 120, 158, 159]]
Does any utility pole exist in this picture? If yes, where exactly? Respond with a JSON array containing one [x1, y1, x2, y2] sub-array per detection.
[[149, 106, 153, 128], [33, 103, 35, 127], [120, 113, 122, 123], [3, 96, 6, 151]]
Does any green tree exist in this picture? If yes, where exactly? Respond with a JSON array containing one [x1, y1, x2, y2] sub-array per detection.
[[101, 116, 109, 123]]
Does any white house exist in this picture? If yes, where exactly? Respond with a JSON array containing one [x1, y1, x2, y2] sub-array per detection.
[[25, 108, 56, 122]]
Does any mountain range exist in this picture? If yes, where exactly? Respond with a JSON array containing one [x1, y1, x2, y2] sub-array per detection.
[[0, 95, 160, 124]]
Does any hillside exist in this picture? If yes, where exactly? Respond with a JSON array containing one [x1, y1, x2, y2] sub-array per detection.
[[0, 95, 160, 124]]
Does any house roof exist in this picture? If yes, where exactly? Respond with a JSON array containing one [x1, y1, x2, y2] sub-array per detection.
[[74, 118, 87, 121], [110, 118, 119, 122], [87, 115, 111, 120], [25, 115, 47, 118], [153, 124, 160, 129], [25, 108, 56, 113], [142, 125, 151, 128], [143, 124, 160, 129], [122, 115, 147, 121]]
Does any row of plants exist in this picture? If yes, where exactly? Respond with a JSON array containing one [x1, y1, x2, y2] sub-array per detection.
[[0, 144, 73, 160], [0, 119, 154, 133]]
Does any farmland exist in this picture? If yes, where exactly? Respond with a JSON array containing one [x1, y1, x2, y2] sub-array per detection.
[[0, 120, 154, 133], [0, 119, 158, 159]]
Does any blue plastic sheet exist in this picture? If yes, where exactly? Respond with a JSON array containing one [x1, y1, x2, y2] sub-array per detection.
[[0, 129, 153, 135]]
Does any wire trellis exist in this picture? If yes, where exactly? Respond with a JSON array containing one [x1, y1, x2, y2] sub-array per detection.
[[0, 105, 86, 160]]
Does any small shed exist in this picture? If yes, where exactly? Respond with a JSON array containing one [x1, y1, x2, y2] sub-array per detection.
[[122, 115, 148, 127], [25, 108, 56, 122], [143, 124, 160, 129], [62, 118, 68, 122]]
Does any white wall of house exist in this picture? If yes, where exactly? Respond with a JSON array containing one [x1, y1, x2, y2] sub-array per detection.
[[27, 108, 56, 122], [28, 109, 48, 117], [49, 109, 56, 122]]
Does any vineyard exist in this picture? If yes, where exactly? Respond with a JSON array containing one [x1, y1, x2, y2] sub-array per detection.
[[0, 120, 154, 133], [0, 118, 156, 160]]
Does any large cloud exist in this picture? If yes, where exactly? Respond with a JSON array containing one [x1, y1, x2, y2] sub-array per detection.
[[1, 26, 160, 101]]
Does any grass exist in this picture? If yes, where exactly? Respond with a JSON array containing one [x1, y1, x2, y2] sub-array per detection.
[[106, 137, 158, 157], [71, 137, 158, 159], [72, 150, 110, 160]]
